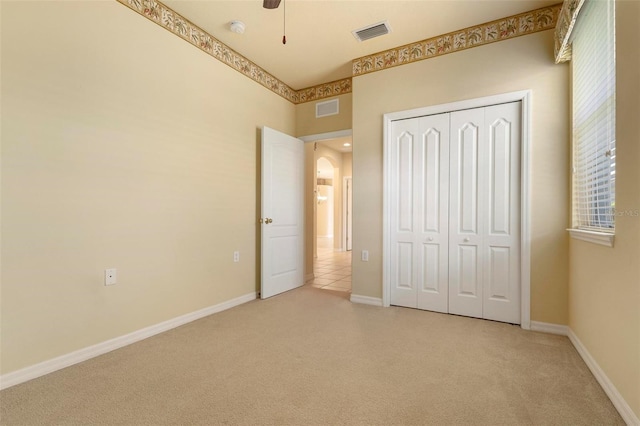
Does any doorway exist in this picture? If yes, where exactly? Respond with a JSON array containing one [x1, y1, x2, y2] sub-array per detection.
[[300, 131, 353, 293]]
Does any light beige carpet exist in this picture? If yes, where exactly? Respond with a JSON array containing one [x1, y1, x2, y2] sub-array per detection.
[[0, 285, 623, 425]]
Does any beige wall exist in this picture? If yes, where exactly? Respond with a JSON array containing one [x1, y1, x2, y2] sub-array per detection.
[[295, 93, 352, 137], [0, 2, 295, 374], [343, 153, 353, 177], [316, 185, 333, 237], [569, 0, 640, 418], [351, 30, 570, 325]]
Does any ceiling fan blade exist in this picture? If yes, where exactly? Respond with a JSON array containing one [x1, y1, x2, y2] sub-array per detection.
[[263, 0, 281, 9]]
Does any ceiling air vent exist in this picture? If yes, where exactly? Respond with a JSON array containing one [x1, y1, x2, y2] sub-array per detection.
[[352, 21, 392, 42], [316, 99, 339, 118]]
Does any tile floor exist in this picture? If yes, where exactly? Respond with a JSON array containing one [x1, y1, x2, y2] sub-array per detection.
[[308, 237, 352, 293]]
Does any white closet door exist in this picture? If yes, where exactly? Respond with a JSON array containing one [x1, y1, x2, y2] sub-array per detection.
[[416, 114, 450, 313], [390, 113, 450, 312], [448, 103, 521, 323], [389, 117, 420, 308], [448, 108, 486, 319], [482, 103, 521, 323], [388, 101, 521, 324]]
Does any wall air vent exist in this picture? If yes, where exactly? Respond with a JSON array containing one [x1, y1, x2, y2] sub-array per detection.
[[352, 21, 392, 42], [316, 99, 339, 118]]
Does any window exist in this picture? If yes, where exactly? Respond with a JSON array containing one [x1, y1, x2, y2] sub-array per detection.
[[571, 0, 616, 244]]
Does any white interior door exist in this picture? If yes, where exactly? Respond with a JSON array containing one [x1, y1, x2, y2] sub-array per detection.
[[388, 102, 521, 324], [416, 114, 450, 313], [389, 117, 420, 308], [261, 126, 304, 299], [482, 103, 521, 323], [448, 107, 486, 319], [449, 104, 521, 322], [390, 113, 450, 313]]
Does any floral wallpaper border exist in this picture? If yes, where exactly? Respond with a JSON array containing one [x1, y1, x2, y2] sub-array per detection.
[[554, 0, 585, 63], [352, 4, 562, 78], [117, 0, 563, 104], [297, 79, 353, 103]]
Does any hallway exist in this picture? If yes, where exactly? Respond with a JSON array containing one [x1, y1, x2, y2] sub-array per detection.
[[308, 237, 351, 293]]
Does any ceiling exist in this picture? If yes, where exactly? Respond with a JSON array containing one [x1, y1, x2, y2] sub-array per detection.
[[164, 0, 559, 90], [317, 136, 352, 153]]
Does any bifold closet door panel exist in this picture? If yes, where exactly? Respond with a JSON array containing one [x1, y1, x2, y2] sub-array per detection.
[[416, 114, 450, 313], [389, 117, 421, 308], [482, 102, 521, 324], [390, 113, 450, 312], [448, 107, 486, 320], [448, 102, 521, 323]]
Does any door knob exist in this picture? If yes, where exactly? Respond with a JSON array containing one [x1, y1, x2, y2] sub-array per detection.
[[266, 218, 273, 224], [463, 237, 470, 242], [259, 218, 264, 224], [428, 237, 434, 241]]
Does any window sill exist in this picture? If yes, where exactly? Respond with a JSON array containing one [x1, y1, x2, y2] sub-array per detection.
[[567, 229, 615, 247]]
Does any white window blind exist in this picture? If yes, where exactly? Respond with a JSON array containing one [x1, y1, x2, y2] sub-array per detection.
[[572, 0, 616, 232]]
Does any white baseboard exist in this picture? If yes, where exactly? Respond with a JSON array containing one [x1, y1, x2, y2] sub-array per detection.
[[530, 321, 569, 336], [529, 321, 639, 425], [350, 294, 383, 306], [0, 292, 257, 391], [567, 329, 639, 426]]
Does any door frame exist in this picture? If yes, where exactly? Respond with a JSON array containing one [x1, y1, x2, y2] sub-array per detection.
[[381, 90, 532, 330], [343, 176, 353, 251]]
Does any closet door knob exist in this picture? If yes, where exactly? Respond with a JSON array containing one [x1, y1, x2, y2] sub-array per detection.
[[463, 238, 470, 242]]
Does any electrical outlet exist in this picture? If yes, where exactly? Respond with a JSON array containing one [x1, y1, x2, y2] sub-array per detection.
[[105, 268, 117, 286], [361, 250, 369, 262], [233, 251, 240, 262]]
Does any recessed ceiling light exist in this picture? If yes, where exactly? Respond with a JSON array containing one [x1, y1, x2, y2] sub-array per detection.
[[343, 143, 351, 147]]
